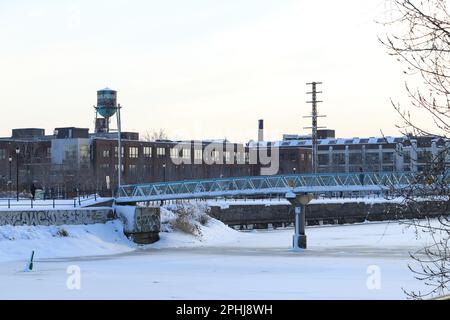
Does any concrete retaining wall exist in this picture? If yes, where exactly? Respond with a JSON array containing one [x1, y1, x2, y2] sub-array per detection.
[[0, 208, 116, 227], [118, 206, 161, 244], [210, 201, 448, 229]]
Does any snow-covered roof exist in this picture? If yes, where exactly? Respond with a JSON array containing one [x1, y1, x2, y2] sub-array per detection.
[[98, 87, 115, 92], [247, 136, 407, 148]]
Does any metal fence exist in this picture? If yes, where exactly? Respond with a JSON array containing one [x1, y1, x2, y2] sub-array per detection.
[[0, 194, 99, 209]]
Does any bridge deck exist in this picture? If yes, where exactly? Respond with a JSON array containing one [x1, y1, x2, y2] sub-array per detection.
[[116, 172, 418, 203]]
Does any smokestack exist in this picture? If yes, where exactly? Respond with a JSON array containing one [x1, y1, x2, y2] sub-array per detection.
[[258, 119, 264, 142]]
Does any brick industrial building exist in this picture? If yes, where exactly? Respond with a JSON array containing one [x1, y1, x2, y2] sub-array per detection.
[[0, 125, 312, 197]]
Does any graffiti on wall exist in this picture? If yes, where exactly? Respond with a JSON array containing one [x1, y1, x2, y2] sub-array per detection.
[[0, 209, 115, 227], [134, 207, 160, 233]]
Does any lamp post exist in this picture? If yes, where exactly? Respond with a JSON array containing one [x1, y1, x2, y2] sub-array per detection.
[[286, 192, 313, 250], [8, 156, 12, 198], [15, 147, 20, 202], [293, 167, 297, 174]]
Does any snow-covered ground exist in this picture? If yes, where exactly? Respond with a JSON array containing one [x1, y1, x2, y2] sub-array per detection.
[[0, 221, 134, 262], [0, 204, 438, 300]]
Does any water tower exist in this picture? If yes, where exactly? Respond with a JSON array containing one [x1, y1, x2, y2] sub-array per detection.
[[93, 87, 124, 191], [94, 88, 118, 133]]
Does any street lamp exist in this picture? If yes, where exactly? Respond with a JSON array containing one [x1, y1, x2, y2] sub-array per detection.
[[293, 167, 297, 174], [286, 192, 313, 250], [15, 147, 20, 202], [8, 156, 12, 198]]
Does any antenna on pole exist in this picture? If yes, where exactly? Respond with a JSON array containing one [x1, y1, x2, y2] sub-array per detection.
[[304, 82, 326, 174]]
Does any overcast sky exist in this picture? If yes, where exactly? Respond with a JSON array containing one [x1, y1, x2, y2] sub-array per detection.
[[0, 0, 429, 142]]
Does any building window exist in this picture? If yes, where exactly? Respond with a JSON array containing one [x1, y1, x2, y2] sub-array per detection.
[[80, 144, 89, 162], [194, 149, 203, 162], [128, 164, 137, 175], [63, 145, 77, 164], [143, 146, 152, 157], [114, 146, 125, 158], [403, 151, 411, 164], [103, 149, 110, 158], [0, 149, 6, 160], [114, 164, 124, 173], [170, 148, 180, 159], [157, 147, 166, 157], [349, 153, 363, 165], [129, 147, 139, 158], [213, 151, 221, 162], [318, 154, 329, 166], [332, 153, 345, 165], [382, 152, 394, 164], [366, 153, 379, 165], [183, 149, 191, 160], [417, 151, 432, 163], [100, 164, 109, 170], [235, 151, 244, 164]]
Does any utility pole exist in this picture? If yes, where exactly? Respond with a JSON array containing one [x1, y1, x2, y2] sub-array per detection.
[[117, 104, 123, 193], [8, 156, 12, 198], [15, 147, 20, 201], [304, 82, 325, 174]]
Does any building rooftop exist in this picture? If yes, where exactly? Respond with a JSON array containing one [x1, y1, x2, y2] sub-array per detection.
[[248, 135, 447, 149]]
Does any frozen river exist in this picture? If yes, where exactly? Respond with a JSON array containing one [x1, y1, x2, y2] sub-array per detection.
[[0, 221, 432, 300]]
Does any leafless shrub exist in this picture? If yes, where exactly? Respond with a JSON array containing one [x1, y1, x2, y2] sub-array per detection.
[[172, 205, 202, 237], [198, 214, 211, 226]]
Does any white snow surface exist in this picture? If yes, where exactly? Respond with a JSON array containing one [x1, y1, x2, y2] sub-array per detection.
[[0, 202, 444, 299], [114, 205, 136, 231]]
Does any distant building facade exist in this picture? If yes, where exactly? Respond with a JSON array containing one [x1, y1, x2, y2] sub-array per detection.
[[1, 127, 312, 197], [261, 130, 447, 174]]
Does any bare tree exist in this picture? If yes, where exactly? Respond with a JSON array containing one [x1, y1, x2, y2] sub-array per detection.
[[380, 0, 450, 299], [142, 129, 169, 142]]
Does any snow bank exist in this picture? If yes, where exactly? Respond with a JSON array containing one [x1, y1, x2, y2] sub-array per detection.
[[0, 203, 239, 262], [114, 205, 136, 231], [152, 203, 239, 249], [0, 220, 135, 262]]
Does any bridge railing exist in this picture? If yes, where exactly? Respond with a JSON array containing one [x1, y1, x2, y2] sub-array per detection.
[[116, 171, 426, 202]]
